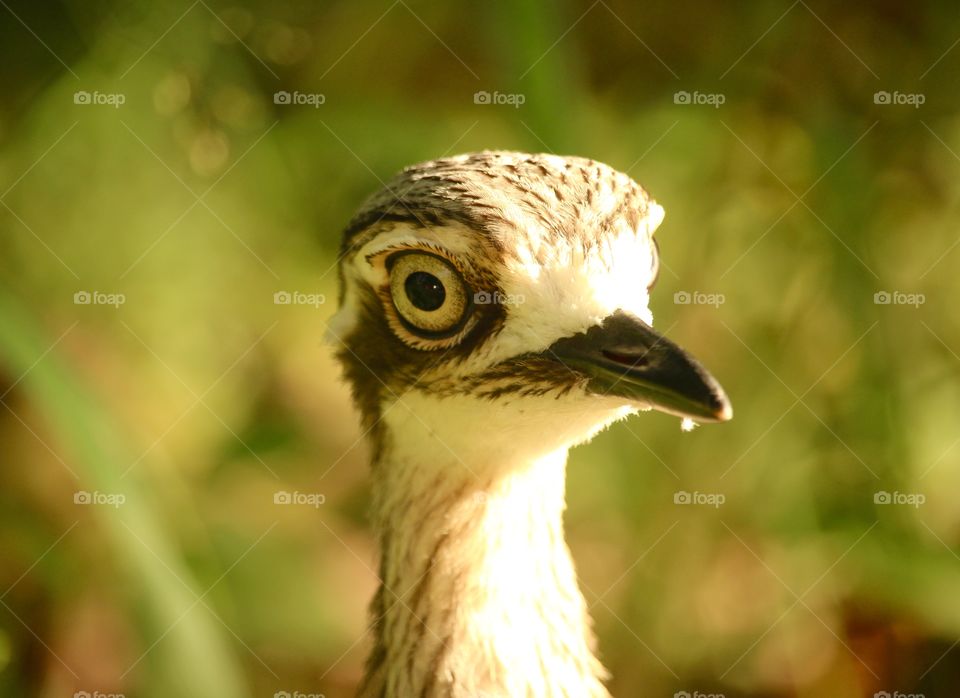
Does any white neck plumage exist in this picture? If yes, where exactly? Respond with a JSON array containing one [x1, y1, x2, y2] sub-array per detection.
[[359, 394, 622, 697]]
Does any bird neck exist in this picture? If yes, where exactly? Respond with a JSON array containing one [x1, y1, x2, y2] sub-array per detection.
[[361, 414, 611, 697]]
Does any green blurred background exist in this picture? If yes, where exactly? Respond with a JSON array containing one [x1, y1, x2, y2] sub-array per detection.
[[1, 1, 959, 696]]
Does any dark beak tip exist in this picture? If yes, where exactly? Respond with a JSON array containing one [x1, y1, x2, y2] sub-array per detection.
[[674, 390, 731, 424], [702, 378, 733, 423], [712, 398, 734, 423]]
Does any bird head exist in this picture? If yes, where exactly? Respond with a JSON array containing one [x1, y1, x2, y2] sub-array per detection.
[[330, 151, 731, 462]]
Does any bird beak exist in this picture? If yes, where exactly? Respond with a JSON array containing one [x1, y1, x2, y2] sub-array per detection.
[[544, 310, 732, 423]]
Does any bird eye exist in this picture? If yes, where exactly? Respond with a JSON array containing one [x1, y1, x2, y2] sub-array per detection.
[[388, 252, 470, 337]]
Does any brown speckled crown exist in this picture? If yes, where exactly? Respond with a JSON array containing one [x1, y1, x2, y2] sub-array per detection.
[[340, 150, 659, 262]]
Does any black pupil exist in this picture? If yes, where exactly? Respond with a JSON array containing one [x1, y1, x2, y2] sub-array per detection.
[[404, 271, 446, 311]]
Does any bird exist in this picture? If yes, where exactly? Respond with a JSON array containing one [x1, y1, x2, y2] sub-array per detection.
[[328, 150, 732, 697]]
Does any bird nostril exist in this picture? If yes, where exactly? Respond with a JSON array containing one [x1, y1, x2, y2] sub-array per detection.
[[602, 348, 649, 369]]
